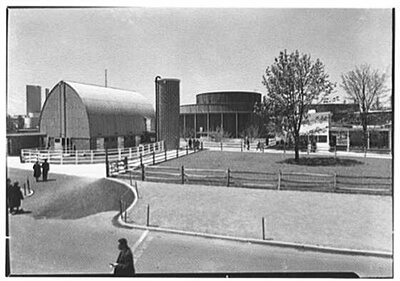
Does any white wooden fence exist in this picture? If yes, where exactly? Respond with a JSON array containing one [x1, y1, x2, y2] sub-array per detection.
[[20, 141, 165, 165]]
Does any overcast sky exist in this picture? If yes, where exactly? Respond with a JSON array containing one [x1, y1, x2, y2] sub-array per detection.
[[7, 7, 392, 115]]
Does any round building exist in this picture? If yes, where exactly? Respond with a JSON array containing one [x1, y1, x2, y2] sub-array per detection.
[[39, 80, 155, 150], [180, 91, 262, 139]]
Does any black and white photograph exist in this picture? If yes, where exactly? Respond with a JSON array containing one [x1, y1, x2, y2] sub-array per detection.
[[4, 2, 396, 278]]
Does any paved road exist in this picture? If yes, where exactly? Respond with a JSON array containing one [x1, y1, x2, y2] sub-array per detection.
[[9, 212, 392, 277], [7, 158, 392, 277]]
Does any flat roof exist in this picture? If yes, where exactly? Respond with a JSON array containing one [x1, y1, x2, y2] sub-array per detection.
[[7, 132, 46, 137]]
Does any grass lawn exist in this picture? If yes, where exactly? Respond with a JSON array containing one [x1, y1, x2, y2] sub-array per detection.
[[157, 150, 392, 178], [127, 180, 392, 252], [7, 168, 133, 219], [124, 150, 392, 252]]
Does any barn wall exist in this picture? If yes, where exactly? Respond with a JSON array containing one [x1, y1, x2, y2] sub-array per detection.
[[65, 85, 90, 138], [40, 83, 90, 139], [39, 84, 62, 138]]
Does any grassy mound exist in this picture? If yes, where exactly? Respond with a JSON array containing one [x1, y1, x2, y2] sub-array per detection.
[[278, 157, 364, 166], [33, 178, 134, 219], [7, 168, 134, 220]]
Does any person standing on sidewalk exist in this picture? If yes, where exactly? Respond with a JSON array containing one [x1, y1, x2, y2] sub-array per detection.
[[33, 161, 41, 182], [41, 159, 50, 182], [110, 238, 135, 276], [9, 182, 24, 214]]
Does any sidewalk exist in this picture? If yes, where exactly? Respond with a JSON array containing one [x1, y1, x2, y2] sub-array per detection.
[[7, 157, 106, 178], [7, 149, 200, 179]]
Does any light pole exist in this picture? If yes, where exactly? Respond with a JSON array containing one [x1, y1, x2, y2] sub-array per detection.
[[155, 76, 161, 142]]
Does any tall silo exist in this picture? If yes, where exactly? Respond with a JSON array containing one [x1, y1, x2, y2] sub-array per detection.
[[155, 77, 180, 150]]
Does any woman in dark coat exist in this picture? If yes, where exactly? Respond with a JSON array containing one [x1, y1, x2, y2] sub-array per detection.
[[9, 182, 24, 214], [33, 161, 41, 182], [112, 238, 135, 276]]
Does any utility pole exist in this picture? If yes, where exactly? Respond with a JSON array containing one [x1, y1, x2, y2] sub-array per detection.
[[155, 76, 161, 142], [105, 69, 108, 87]]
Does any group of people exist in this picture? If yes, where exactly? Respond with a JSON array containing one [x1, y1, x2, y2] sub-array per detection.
[[6, 178, 24, 215], [244, 137, 251, 150], [188, 138, 200, 150], [33, 159, 50, 182], [256, 141, 265, 152]]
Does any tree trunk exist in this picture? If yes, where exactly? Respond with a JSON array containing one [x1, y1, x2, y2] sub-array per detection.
[[294, 133, 300, 162], [362, 113, 368, 152]]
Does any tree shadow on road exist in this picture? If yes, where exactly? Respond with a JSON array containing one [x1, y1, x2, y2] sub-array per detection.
[[278, 157, 365, 167]]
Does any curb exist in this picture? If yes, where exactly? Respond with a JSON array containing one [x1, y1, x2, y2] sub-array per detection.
[[107, 178, 393, 259]]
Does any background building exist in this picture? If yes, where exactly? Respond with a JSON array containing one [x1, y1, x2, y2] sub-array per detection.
[[26, 85, 42, 115], [39, 80, 155, 150], [25, 85, 43, 129], [180, 91, 262, 139]]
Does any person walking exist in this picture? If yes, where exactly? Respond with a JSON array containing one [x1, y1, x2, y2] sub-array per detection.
[[33, 161, 41, 182], [111, 238, 135, 276], [9, 182, 24, 214], [188, 138, 192, 150], [41, 159, 50, 182], [6, 178, 12, 213]]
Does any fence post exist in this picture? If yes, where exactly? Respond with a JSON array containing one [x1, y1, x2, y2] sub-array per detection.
[[241, 141, 243, 152], [124, 202, 128, 223], [105, 148, 110, 177], [91, 150, 94, 164], [186, 145, 188, 155], [135, 181, 140, 199], [141, 164, 145, 181], [334, 145, 337, 159], [177, 147, 179, 158], [262, 217, 266, 240], [277, 170, 281, 190], [60, 151, 63, 165], [23, 183, 26, 196], [227, 168, 231, 187], [165, 149, 167, 161], [119, 199, 123, 219], [221, 141, 223, 151], [146, 204, 150, 226], [181, 166, 185, 184], [140, 154, 143, 166], [75, 151, 78, 165], [333, 173, 337, 192], [153, 151, 156, 165], [201, 141, 203, 150]]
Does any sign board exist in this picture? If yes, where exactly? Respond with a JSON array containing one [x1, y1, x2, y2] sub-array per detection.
[[300, 112, 330, 135]]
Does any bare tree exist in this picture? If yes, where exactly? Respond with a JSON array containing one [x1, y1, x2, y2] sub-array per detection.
[[340, 64, 388, 150], [259, 50, 335, 162]]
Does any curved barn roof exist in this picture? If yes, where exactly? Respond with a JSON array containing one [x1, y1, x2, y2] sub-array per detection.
[[65, 81, 154, 118], [40, 80, 155, 139]]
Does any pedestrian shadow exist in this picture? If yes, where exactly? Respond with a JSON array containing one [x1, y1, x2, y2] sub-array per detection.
[[41, 179, 57, 182], [10, 209, 32, 215]]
